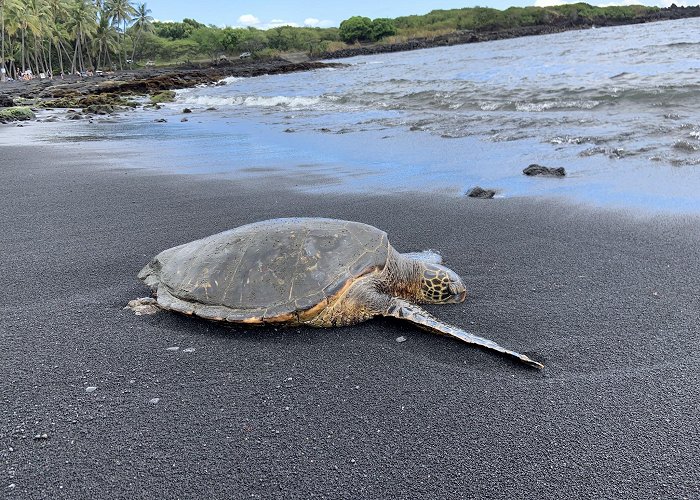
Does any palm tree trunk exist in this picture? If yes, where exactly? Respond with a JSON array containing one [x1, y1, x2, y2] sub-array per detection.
[[72, 37, 78, 74], [130, 31, 141, 63], [1, 3, 6, 82], [21, 25, 26, 72]]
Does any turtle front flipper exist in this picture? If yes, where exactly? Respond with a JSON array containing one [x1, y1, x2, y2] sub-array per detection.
[[385, 299, 544, 369]]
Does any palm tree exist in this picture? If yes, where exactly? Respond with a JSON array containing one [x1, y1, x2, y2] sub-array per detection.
[[68, 0, 98, 74], [93, 11, 119, 70], [45, 0, 71, 76], [129, 3, 153, 63], [106, 0, 136, 69], [26, 0, 51, 76], [2, 0, 22, 77]]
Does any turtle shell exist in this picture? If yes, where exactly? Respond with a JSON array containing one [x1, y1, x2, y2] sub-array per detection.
[[138, 218, 389, 323]]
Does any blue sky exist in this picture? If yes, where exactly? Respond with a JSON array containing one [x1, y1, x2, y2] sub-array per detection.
[[144, 0, 685, 28]]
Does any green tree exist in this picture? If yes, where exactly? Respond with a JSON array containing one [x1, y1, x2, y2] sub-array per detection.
[[221, 27, 244, 53], [370, 18, 396, 41], [190, 26, 223, 61], [238, 27, 268, 54], [339, 16, 372, 43]]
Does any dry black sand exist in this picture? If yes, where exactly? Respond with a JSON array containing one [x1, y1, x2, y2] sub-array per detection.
[[1, 144, 699, 499]]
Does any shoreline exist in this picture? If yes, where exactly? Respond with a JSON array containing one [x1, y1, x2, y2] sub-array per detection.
[[1, 11, 699, 116], [2, 142, 700, 498], [316, 7, 700, 59]]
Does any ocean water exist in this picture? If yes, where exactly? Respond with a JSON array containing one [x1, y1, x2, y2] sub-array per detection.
[[5, 18, 700, 212]]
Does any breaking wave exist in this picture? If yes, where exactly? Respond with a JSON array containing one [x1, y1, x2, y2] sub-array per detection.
[[176, 93, 324, 109]]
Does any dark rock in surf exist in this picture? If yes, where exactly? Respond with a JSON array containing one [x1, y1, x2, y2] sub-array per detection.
[[84, 104, 114, 115], [0, 94, 15, 108], [523, 164, 566, 177], [466, 186, 496, 199]]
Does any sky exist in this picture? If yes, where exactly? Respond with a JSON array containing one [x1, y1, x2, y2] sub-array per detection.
[[143, 0, 693, 28]]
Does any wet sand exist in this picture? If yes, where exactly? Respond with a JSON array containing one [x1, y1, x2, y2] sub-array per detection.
[[1, 143, 699, 499]]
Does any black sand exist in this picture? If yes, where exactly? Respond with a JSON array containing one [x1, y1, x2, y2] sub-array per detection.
[[1, 144, 699, 499]]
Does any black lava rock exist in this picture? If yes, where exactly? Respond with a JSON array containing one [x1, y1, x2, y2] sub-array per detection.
[[0, 94, 15, 107], [523, 164, 566, 177], [466, 186, 497, 199]]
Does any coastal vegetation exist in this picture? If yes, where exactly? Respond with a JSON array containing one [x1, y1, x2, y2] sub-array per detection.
[[0, 1, 696, 80]]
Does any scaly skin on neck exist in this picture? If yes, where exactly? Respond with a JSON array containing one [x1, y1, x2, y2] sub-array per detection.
[[375, 247, 424, 301], [304, 247, 427, 328]]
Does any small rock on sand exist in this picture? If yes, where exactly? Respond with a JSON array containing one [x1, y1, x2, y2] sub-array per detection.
[[85, 386, 97, 393], [466, 186, 496, 198], [396, 336, 407, 343]]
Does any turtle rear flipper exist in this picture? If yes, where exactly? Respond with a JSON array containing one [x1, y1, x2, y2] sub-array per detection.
[[385, 298, 544, 369]]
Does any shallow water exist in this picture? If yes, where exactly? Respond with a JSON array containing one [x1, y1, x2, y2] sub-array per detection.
[[3, 18, 700, 212]]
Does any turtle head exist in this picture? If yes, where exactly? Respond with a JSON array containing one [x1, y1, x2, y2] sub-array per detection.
[[417, 263, 467, 304]]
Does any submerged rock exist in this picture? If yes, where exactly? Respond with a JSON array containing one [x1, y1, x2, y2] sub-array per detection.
[[182, 108, 192, 113], [466, 186, 496, 198], [523, 164, 566, 177]]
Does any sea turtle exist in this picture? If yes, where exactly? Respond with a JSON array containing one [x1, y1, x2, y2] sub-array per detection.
[[129, 218, 543, 369]]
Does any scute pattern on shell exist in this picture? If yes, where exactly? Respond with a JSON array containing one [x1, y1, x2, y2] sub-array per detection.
[[139, 218, 390, 322]]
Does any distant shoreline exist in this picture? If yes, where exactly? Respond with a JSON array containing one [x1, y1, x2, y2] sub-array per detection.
[[0, 11, 699, 118], [316, 6, 700, 59]]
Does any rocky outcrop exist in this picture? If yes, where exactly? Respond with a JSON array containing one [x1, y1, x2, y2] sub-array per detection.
[[0, 106, 35, 123]]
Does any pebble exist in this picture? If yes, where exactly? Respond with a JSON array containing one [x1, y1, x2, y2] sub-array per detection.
[[149, 398, 160, 405], [396, 336, 407, 343], [166, 347, 179, 351], [85, 386, 97, 393], [33, 433, 49, 440], [182, 347, 195, 353]]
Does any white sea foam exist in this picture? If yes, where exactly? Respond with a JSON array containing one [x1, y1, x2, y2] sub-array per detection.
[[176, 94, 323, 109], [515, 100, 600, 112], [218, 76, 242, 85]]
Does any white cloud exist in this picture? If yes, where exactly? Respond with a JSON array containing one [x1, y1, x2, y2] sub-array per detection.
[[303, 18, 335, 28], [231, 14, 336, 30], [238, 14, 260, 26], [267, 19, 300, 28]]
